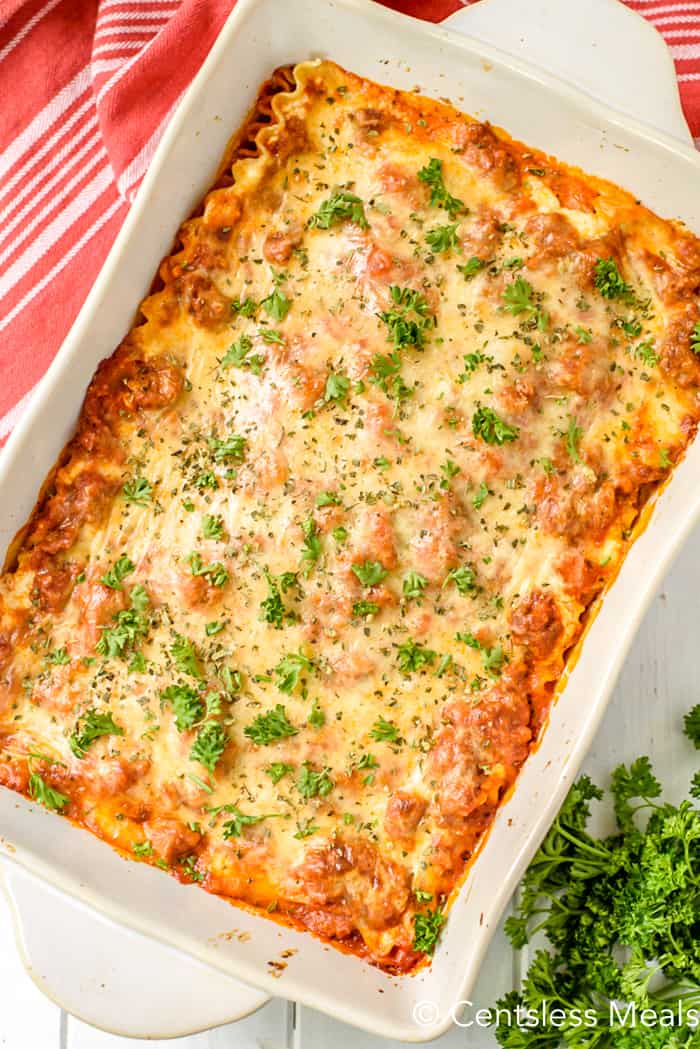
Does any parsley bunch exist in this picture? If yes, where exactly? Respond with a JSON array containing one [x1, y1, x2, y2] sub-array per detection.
[[490, 708, 700, 1048]]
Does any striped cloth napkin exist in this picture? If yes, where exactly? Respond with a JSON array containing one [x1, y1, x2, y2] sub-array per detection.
[[0, 0, 698, 442]]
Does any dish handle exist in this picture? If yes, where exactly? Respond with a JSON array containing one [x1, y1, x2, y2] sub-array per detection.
[[0, 858, 270, 1038], [443, 0, 693, 146]]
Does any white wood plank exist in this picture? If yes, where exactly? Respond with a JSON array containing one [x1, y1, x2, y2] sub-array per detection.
[[65, 1014, 210, 1049], [0, 888, 62, 1049], [209, 1000, 291, 1049]]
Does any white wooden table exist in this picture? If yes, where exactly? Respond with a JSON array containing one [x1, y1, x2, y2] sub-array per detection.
[[1, 517, 697, 1049]]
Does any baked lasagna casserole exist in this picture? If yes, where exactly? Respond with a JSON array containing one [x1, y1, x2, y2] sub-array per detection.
[[1, 61, 700, 973]]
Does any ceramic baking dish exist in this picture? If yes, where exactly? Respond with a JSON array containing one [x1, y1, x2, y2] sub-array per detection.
[[1, 0, 699, 1040]]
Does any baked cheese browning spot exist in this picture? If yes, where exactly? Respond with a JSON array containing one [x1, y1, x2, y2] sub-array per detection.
[[0, 60, 699, 975]]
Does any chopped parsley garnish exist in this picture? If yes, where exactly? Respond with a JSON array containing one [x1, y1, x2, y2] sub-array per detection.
[[425, 223, 459, 253], [132, 841, 153, 857], [100, 554, 135, 590], [472, 481, 489, 510], [417, 157, 464, 218], [188, 552, 229, 587], [296, 763, 333, 799], [245, 704, 298, 745], [162, 683, 204, 731], [221, 335, 264, 374], [261, 287, 291, 322], [634, 340, 659, 367], [444, 564, 477, 596], [46, 647, 70, 665], [369, 350, 413, 401], [29, 770, 69, 812], [205, 621, 224, 636], [352, 560, 388, 587], [593, 257, 633, 301], [70, 709, 124, 758], [190, 722, 227, 774], [231, 296, 257, 317], [171, 635, 204, 679], [122, 476, 152, 506], [403, 571, 427, 600], [266, 762, 294, 784], [96, 586, 150, 659], [274, 650, 313, 694], [201, 514, 224, 540], [207, 433, 246, 463], [259, 328, 284, 345], [294, 819, 320, 839], [456, 631, 507, 677], [564, 415, 583, 463], [323, 371, 350, 406], [457, 256, 485, 280], [260, 570, 296, 629], [308, 190, 369, 230], [501, 276, 547, 329], [370, 716, 401, 743], [307, 699, 326, 730], [413, 909, 445, 955], [315, 490, 341, 508], [221, 807, 282, 839], [300, 518, 322, 574], [458, 350, 490, 380], [574, 325, 593, 344], [472, 405, 520, 445], [379, 286, 434, 350], [396, 638, 437, 673], [352, 600, 380, 617], [691, 321, 700, 355], [440, 458, 460, 487]]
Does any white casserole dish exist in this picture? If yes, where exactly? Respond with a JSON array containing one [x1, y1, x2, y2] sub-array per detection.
[[1, 0, 699, 1040]]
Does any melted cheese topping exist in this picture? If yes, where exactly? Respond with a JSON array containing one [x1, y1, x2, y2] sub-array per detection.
[[1, 61, 699, 972]]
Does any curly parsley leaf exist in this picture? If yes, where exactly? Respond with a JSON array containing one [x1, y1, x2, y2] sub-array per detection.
[[221, 807, 283, 839], [413, 909, 445, 955], [190, 722, 227, 775], [70, 709, 124, 758], [296, 762, 333, 799], [266, 762, 294, 784], [457, 256, 485, 280], [425, 223, 459, 254], [370, 716, 401, 744], [274, 650, 314, 694], [308, 190, 368, 230], [245, 704, 298, 746], [396, 638, 437, 673], [162, 683, 204, 732], [593, 257, 633, 301], [379, 286, 434, 351], [683, 703, 700, 749], [352, 560, 388, 587], [417, 157, 464, 218], [122, 476, 152, 507], [28, 769, 69, 812], [171, 635, 204, 679], [261, 287, 291, 322], [472, 405, 520, 445], [100, 554, 135, 590], [402, 570, 427, 600]]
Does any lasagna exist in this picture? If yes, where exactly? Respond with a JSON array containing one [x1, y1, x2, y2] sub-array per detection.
[[1, 60, 699, 973]]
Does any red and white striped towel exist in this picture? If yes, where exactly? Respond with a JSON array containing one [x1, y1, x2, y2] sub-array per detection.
[[1, 0, 698, 443]]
